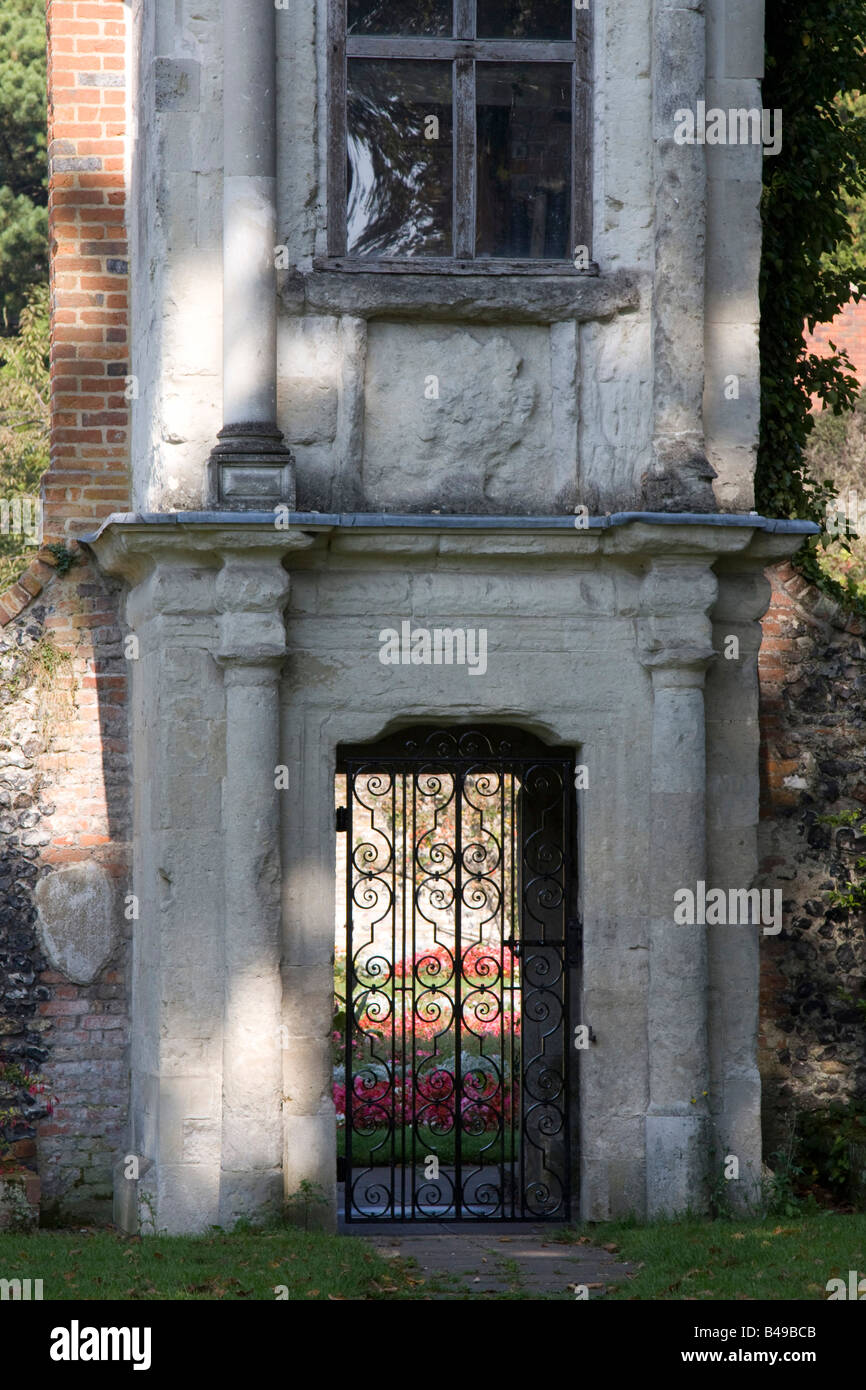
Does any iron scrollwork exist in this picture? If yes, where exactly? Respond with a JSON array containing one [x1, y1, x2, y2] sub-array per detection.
[[338, 727, 577, 1222]]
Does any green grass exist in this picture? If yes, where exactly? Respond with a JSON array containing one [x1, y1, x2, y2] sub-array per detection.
[[4, 1211, 865, 1302], [0, 1226, 425, 1301], [556, 1213, 866, 1301]]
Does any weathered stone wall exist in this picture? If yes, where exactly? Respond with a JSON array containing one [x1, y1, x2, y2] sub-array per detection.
[[130, 0, 764, 517], [758, 562, 866, 1153]]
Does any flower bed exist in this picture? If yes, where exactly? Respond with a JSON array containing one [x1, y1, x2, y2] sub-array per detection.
[[334, 944, 521, 1136]]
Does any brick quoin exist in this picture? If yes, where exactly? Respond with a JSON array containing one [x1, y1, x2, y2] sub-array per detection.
[[45, 0, 130, 543], [0, 4, 133, 1222]]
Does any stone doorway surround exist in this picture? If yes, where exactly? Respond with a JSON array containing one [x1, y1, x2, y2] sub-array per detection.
[[88, 510, 814, 1235]]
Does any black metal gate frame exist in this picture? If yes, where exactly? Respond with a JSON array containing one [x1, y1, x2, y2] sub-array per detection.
[[337, 726, 579, 1223]]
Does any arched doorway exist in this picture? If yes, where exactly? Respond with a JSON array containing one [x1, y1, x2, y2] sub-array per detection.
[[334, 725, 579, 1222]]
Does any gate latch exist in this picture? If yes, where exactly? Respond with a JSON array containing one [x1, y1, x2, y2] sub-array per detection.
[[566, 916, 583, 966], [336, 805, 348, 832]]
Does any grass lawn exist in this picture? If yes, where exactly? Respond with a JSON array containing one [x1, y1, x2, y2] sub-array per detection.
[[0, 1226, 425, 1301], [2, 1211, 865, 1301], [557, 1212, 866, 1300]]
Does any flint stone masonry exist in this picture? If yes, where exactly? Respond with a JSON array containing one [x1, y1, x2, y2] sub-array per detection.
[[758, 564, 866, 1149], [0, 584, 130, 1223], [0, 612, 53, 1173]]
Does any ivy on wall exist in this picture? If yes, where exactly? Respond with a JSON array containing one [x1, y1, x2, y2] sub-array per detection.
[[758, 0, 866, 605]]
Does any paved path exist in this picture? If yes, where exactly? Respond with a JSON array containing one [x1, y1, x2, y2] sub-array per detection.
[[352, 1223, 632, 1299]]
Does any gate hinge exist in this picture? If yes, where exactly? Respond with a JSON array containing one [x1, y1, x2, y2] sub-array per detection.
[[336, 805, 348, 832], [566, 916, 582, 966]]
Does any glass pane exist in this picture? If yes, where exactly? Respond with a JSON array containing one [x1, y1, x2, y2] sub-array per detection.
[[476, 0, 572, 40], [476, 63, 572, 259], [347, 60, 453, 258], [348, 0, 452, 37]]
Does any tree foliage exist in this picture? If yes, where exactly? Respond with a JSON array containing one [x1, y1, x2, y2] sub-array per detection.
[[827, 89, 866, 280], [0, 0, 47, 331], [0, 282, 49, 588], [758, 0, 866, 546]]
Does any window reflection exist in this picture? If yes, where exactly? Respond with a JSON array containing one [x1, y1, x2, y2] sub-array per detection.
[[347, 60, 453, 257], [476, 63, 571, 259], [476, 0, 572, 40], [348, 0, 452, 37]]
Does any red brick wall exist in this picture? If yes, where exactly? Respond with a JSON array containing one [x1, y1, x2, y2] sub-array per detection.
[[804, 298, 866, 385], [45, 0, 130, 541]]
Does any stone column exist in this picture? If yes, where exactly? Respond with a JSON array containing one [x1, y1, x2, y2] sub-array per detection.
[[208, 0, 294, 508], [705, 537, 796, 1210], [703, 0, 765, 511], [645, 0, 716, 510], [215, 552, 290, 1223], [639, 557, 717, 1215]]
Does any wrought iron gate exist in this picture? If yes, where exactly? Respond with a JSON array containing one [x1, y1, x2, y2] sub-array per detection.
[[336, 726, 578, 1222]]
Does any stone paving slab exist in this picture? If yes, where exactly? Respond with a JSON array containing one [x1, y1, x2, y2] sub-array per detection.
[[352, 1223, 633, 1299]]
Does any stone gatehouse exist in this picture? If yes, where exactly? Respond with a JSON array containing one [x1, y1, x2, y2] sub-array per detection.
[[0, 0, 830, 1232]]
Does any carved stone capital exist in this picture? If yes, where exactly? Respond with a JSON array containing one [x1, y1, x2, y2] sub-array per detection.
[[215, 551, 290, 668], [638, 557, 718, 677]]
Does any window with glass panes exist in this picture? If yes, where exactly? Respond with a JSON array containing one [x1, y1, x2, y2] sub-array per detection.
[[327, 0, 590, 266]]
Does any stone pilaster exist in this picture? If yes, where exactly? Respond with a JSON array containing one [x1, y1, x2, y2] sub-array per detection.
[[703, 0, 765, 510], [90, 526, 305, 1233], [645, 0, 716, 510], [208, 0, 294, 508], [639, 557, 718, 1215], [215, 553, 290, 1223], [704, 535, 798, 1209], [117, 555, 227, 1233]]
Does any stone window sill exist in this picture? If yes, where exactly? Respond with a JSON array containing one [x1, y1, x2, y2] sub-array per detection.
[[280, 264, 639, 325]]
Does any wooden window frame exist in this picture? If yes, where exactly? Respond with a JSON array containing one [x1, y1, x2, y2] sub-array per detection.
[[325, 0, 592, 272]]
